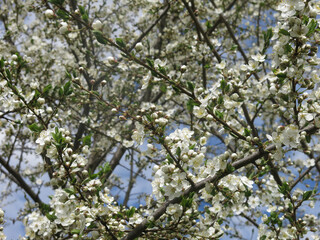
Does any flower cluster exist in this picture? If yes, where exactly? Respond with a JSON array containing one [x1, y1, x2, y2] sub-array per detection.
[[0, 0, 320, 239], [24, 187, 122, 239], [0, 208, 6, 240]]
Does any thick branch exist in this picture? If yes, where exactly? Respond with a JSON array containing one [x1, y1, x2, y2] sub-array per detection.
[[0, 156, 44, 206], [122, 123, 318, 239], [206, 0, 241, 36], [121, 145, 273, 240], [104, 146, 127, 179], [181, 0, 221, 63]]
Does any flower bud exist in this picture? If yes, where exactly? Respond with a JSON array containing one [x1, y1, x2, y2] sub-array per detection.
[[58, 22, 69, 34], [107, 56, 117, 65], [92, 20, 102, 30], [135, 42, 143, 52], [231, 153, 237, 160], [44, 9, 54, 18], [180, 65, 187, 73], [37, 97, 45, 105]]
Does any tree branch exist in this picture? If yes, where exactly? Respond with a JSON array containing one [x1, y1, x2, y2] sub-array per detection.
[[181, 0, 221, 63], [0, 156, 44, 207]]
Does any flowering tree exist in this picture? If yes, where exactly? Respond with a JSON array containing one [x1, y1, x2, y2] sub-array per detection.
[[0, 0, 320, 239]]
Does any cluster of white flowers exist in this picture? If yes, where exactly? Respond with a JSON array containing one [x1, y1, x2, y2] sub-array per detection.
[[0, 208, 6, 240], [132, 122, 145, 146], [24, 211, 52, 239], [152, 163, 191, 200], [24, 186, 122, 239], [35, 128, 56, 154], [1, 0, 320, 239], [267, 124, 301, 162]]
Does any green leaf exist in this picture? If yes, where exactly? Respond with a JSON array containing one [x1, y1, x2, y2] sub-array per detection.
[[91, 90, 99, 97], [215, 110, 223, 119], [305, 134, 311, 143], [43, 84, 52, 96], [248, 171, 255, 180], [230, 45, 238, 51], [78, 5, 86, 15], [146, 114, 153, 122], [278, 182, 289, 195], [210, 188, 217, 196], [176, 147, 181, 157], [146, 58, 154, 68], [187, 99, 194, 112], [158, 65, 166, 75], [58, 87, 63, 97], [245, 189, 252, 198], [65, 71, 72, 79], [302, 15, 309, 25], [276, 72, 287, 83], [63, 81, 73, 95], [269, 211, 279, 225], [187, 99, 200, 113], [46, 212, 57, 221], [64, 188, 75, 195], [150, 70, 158, 77], [40, 203, 51, 214], [52, 127, 63, 143], [48, 0, 65, 5], [167, 154, 173, 164], [180, 193, 194, 209], [279, 29, 290, 36], [87, 222, 97, 229], [82, 134, 92, 146], [126, 207, 135, 218], [146, 220, 155, 229], [93, 30, 108, 44], [285, 215, 294, 224], [280, 93, 289, 102], [187, 81, 195, 92], [205, 20, 213, 29], [0, 58, 4, 69], [302, 190, 313, 201], [116, 38, 126, 48], [102, 162, 111, 173], [5, 69, 11, 80], [172, 85, 181, 94], [180, 197, 188, 208], [89, 173, 98, 179], [72, 70, 77, 78], [28, 123, 42, 133], [120, 52, 129, 59], [307, 19, 318, 37], [56, 9, 69, 20], [71, 229, 81, 234], [220, 79, 227, 92], [262, 28, 273, 54], [33, 89, 41, 100], [244, 128, 251, 137], [160, 83, 167, 93], [284, 43, 293, 54], [226, 163, 235, 172], [82, 13, 89, 23]]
